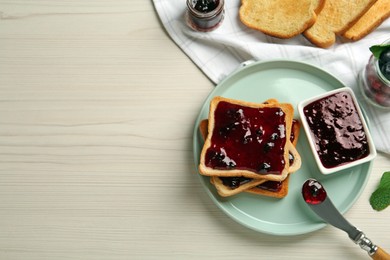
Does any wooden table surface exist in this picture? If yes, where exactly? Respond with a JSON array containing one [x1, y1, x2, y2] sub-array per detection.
[[0, 1, 389, 259]]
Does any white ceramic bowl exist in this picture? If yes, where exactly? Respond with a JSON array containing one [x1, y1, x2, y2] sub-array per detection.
[[298, 87, 377, 175]]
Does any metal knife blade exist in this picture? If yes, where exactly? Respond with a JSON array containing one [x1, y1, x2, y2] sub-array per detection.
[[302, 179, 390, 259]]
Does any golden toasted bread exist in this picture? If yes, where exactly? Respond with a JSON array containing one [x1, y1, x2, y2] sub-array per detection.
[[286, 120, 302, 173], [245, 177, 291, 198], [239, 0, 323, 39], [312, 0, 326, 14], [211, 176, 268, 197], [304, 0, 378, 47], [212, 141, 300, 197], [198, 108, 301, 198], [343, 0, 390, 41], [199, 96, 294, 181]]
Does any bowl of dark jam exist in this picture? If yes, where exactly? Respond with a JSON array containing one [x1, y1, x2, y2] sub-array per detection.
[[298, 87, 376, 175]]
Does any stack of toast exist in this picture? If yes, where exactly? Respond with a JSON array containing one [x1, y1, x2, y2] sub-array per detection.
[[198, 96, 302, 198], [239, 0, 390, 48]]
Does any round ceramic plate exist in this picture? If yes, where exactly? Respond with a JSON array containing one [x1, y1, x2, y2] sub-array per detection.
[[192, 60, 373, 236]]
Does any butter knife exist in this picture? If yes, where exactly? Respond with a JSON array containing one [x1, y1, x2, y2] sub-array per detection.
[[302, 179, 390, 260]]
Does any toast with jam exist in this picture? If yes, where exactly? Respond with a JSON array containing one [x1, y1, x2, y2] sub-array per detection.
[[245, 119, 301, 198], [199, 116, 301, 198], [199, 96, 296, 182], [210, 136, 300, 197]]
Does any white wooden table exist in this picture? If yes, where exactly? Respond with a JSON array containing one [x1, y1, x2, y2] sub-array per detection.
[[0, 1, 389, 259]]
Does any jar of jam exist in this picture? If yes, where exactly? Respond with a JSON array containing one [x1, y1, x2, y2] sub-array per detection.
[[186, 0, 224, 32], [359, 40, 390, 109]]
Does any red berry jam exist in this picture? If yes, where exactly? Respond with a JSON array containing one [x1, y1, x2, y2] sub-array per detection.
[[302, 179, 327, 205], [205, 101, 288, 175], [219, 117, 298, 192], [221, 177, 252, 189], [303, 91, 369, 169], [256, 181, 282, 192], [290, 119, 299, 143]]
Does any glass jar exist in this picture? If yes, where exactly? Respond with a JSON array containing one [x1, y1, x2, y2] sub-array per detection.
[[186, 0, 224, 32], [359, 41, 390, 109]]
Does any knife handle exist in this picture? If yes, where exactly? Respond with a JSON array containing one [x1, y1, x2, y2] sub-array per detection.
[[371, 247, 390, 260]]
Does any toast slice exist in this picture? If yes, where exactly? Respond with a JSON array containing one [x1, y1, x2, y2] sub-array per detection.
[[245, 176, 291, 198], [199, 96, 294, 181], [211, 128, 301, 197], [199, 119, 268, 196], [198, 114, 301, 198], [287, 119, 302, 173], [239, 0, 323, 39], [304, 0, 378, 47], [343, 0, 390, 41], [245, 119, 301, 198], [312, 0, 326, 14]]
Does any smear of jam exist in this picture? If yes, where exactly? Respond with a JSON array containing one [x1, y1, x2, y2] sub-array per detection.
[[192, 0, 219, 13], [205, 101, 287, 175], [288, 119, 299, 166], [218, 117, 299, 191], [302, 179, 327, 205], [303, 91, 369, 169], [290, 119, 299, 143], [256, 181, 282, 192], [288, 152, 294, 166], [221, 177, 251, 189]]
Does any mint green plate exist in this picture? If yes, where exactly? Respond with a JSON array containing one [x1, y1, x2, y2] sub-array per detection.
[[193, 60, 372, 236]]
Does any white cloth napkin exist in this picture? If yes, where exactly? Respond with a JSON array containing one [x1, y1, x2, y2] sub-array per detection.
[[153, 0, 390, 154]]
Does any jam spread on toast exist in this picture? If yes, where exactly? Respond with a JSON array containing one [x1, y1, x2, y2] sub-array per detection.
[[256, 181, 282, 192], [221, 177, 252, 189], [290, 119, 299, 143], [205, 101, 287, 174]]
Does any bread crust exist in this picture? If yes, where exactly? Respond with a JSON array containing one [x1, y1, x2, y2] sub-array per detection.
[[245, 176, 290, 198], [211, 176, 268, 197], [287, 120, 301, 173], [304, 0, 378, 48], [343, 0, 390, 41], [199, 96, 293, 181]]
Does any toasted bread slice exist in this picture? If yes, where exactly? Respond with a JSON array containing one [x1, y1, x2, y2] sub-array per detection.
[[211, 176, 268, 197], [199, 114, 301, 198], [239, 0, 323, 39], [286, 120, 302, 173], [312, 0, 326, 14], [199, 119, 268, 197], [343, 0, 390, 41], [199, 96, 294, 181], [304, 0, 378, 47], [211, 136, 300, 197], [245, 176, 291, 198], [245, 119, 301, 198]]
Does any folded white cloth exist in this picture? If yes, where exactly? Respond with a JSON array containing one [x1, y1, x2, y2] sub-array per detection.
[[153, 0, 390, 154]]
